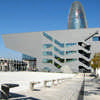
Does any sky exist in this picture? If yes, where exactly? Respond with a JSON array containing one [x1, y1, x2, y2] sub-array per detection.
[[0, 0, 100, 60]]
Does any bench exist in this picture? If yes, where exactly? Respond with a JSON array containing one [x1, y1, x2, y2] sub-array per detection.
[[44, 80, 52, 87], [30, 81, 40, 91], [1, 83, 19, 99]]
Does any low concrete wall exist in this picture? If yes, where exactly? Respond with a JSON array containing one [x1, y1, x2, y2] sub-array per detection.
[[0, 72, 75, 92]]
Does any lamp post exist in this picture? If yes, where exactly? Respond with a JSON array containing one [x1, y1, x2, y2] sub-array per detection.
[[84, 32, 99, 41]]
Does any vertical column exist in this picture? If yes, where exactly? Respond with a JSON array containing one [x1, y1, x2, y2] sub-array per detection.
[[64, 42, 66, 63]]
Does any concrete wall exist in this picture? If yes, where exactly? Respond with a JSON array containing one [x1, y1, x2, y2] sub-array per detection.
[[2, 28, 100, 73], [0, 72, 75, 92]]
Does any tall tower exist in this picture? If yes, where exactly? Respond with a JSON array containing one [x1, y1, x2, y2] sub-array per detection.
[[68, 1, 87, 29], [68, 1, 90, 72]]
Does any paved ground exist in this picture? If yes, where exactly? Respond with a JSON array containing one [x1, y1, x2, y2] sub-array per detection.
[[84, 74, 100, 100], [1, 73, 100, 100], [8, 74, 84, 100]]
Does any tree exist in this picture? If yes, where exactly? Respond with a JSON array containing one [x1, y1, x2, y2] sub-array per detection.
[[90, 53, 100, 77]]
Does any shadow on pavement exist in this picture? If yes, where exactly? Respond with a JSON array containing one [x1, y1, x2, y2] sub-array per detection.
[[9, 92, 26, 98], [10, 97, 40, 100], [84, 77, 100, 96], [0, 92, 40, 100], [32, 89, 40, 91], [84, 90, 100, 96]]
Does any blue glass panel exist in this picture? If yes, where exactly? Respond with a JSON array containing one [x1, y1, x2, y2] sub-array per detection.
[[43, 44, 53, 48], [66, 51, 77, 55], [92, 37, 99, 41], [43, 32, 53, 41], [68, 2, 87, 29], [66, 43, 77, 47], [54, 40, 64, 48], [42, 59, 52, 63], [22, 54, 35, 60], [54, 47, 64, 55], [42, 51, 53, 56]]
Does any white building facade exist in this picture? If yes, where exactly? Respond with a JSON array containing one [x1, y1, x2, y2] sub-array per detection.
[[2, 28, 100, 73]]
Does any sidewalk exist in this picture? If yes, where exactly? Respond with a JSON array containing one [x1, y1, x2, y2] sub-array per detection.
[[84, 74, 100, 100], [8, 74, 84, 100]]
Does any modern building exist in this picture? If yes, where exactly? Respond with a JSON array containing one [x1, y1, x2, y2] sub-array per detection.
[[22, 55, 37, 71], [68, 1, 87, 29], [0, 57, 37, 71], [0, 57, 27, 71], [2, 28, 100, 73], [1, 1, 100, 73]]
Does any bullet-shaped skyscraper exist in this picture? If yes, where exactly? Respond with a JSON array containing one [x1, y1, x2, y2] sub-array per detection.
[[68, 1, 87, 29]]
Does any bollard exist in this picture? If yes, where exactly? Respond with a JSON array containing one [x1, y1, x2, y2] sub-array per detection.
[[52, 80, 56, 86], [30, 82, 40, 91]]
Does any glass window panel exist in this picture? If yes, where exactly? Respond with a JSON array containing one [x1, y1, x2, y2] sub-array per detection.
[[22, 54, 35, 60], [42, 51, 53, 56], [92, 37, 99, 41], [66, 51, 77, 55], [66, 58, 77, 62], [54, 40, 64, 48], [43, 32, 53, 41], [54, 47, 64, 55], [66, 43, 77, 47], [42, 59, 52, 64], [43, 44, 53, 48]]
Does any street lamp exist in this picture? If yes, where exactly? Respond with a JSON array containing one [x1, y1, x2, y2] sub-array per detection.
[[84, 31, 99, 41]]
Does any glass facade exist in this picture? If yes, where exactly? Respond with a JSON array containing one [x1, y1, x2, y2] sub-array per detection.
[[92, 37, 100, 41], [42, 51, 53, 56], [54, 47, 64, 55], [42, 59, 52, 63], [22, 54, 35, 60], [43, 32, 53, 41], [43, 44, 53, 48], [54, 40, 64, 48], [68, 1, 87, 29], [66, 43, 77, 47], [66, 51, 77, 55], [66, 58, 77, 62]]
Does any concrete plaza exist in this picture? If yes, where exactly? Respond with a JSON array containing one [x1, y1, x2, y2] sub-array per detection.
[[0, 72, 100, 100]]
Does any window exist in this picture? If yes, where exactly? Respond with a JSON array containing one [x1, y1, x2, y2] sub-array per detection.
[[92, 37, 99, 41], [66, 43, 77, 47], [42, 51, 53, 56], [43, 44, 53, 48], [22, 54, 35, 60], [66, 51, 77, 55], [54, 47, 64, 55], [43, 32, 53, 41], [42, 59, 52, 64], [42, 67, 51, 72], [54, 62, 62, 69], [66, 58, 77, 62], [54, 55, 64, 63], [54, 40, 64, 48]]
